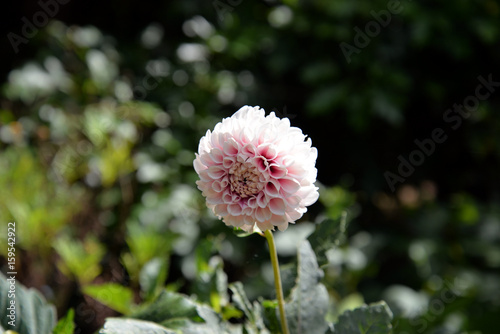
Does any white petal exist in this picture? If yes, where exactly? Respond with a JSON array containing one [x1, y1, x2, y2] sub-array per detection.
[[269, 197, 286, 215], [279, 177, 301, 194]]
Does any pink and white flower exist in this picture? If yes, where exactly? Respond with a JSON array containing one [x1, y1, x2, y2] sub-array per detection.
[[194, 106, 319, 232]]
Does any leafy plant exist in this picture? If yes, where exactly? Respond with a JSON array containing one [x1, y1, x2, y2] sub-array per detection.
[[0, 272, 56, 334]]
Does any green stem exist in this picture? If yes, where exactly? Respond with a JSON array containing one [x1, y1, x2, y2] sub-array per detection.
[[264, 229, 290, 334]]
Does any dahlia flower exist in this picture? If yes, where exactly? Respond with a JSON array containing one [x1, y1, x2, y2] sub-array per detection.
[[194, 106, 318, 232]]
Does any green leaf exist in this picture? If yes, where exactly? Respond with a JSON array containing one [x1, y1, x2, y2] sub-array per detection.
[[139, 257, 169, 302], [52, 309, 74, 334], [53, 235, 105, 286], [261, 300, 281, 334], [131, 290, 199, 323], [285, 240, 330, 334], [333, 301, 393, 334], [128, 290, 235, 333], [83, 283, 134, 315], [0, 272, 56, 334], [308, 212, 348, 266], [100, 318, 177, 334]]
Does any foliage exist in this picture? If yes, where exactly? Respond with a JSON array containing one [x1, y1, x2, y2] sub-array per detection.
[[0, 272, 56, 334]]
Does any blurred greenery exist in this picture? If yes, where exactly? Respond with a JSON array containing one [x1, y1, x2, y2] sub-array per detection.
[[1, 0, 500, 333]]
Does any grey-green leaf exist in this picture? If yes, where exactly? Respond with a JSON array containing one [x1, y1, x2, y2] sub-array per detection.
[[131, 290, 199, 322], [308, 213, 348, 266], [100, 318, 177, 334], [0, 272, 56, 334], [285, 240, 329, 334], [229, 282, 269, 334], [333, 301, 393, 334]]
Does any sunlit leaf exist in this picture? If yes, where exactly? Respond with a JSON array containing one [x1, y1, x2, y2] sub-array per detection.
[[83, 283, 134, 315], [52, 309, 74, 334], [100, 318, 176, 334]]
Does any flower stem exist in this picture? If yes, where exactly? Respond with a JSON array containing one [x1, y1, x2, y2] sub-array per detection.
[[264, 229, 290, 334]]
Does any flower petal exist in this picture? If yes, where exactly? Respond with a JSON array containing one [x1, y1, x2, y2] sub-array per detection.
[[269, 198, 286, 215], [223, 138, 239, 156], [279, 177, 301, 194], [228, 204, 243, 216], [207, 165, 226, 179], [269, 164, 287, 179], [209, 148, 224, 163], [214, 204, 228, 217]]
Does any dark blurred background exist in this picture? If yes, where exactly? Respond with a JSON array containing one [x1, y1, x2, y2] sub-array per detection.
[[1, 0, 499, 333]]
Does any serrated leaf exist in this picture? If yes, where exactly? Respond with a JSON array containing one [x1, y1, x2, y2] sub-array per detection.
[[131, 290, 199, 323], [52, 309, 74, 334], [308, 213, 348, 266], [229, 282, 253, 321], [229, 282, 269, 334], [285, 240, 329, 334], [83, 283, 134, 315], [0, 272, 56, 334], [100, 318, 177, 334], [333, 301, 393, 334], [129, 289, 233, 333]]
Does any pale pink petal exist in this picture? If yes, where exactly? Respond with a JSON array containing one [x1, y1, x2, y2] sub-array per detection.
[[256, 220, 274, 231], [247, 196, 257, 208], [242, 143, 257, 157], [251, 156, 268, 172], [223, 156, 235, 169], [265, 179, 280, 197], [257, 192, 267, 208], [214, 204, 228, 217], [199, 153, 215, 167], [207, 165, 226, 179], [193, 155, 207, 173], [255, 207, 272, 222], [243, 215, 256, 225], [269, 198, 286, 215], [210, 148, 224, 164], [285, 195, 301, 208], [269, 164, 287, 179], [228, 204, 243, 216], [257, 143, 277, 160], [279, 177, 301, 194], [223, 138, 239, 156]]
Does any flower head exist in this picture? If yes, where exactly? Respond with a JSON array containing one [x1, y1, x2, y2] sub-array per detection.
[[194, 106, 318, 232]]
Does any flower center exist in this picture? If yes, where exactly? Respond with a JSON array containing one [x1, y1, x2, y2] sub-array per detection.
[[228, 161, 263, 198]]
